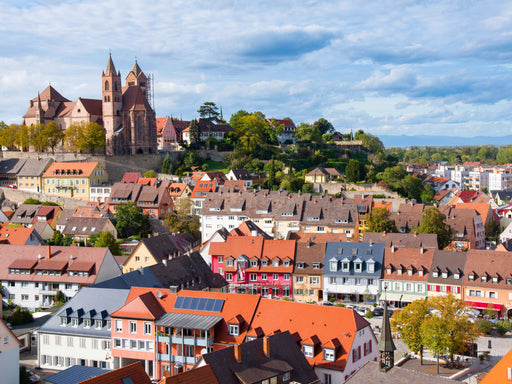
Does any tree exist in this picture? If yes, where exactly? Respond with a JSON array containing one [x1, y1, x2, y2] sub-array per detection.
[[313, 118, 334, 135], [163, 197, 200, 239], [15, 124, 30, 151], [0, 123, 18, 150], [30, 123, 49, 151], [497, 147, 512, 164], [420, 183, 435, 203], [188, 119, 200, 148], [143, 170, 156, 178], [402, 174, 424, 201], [115, 202, 151, 238], [345, 159, 365, 182], [238, 114, 266, 153], [82, 122, 106, 153], [391, 297, 430, 364], [294, 123, 322, 146], [92, 231, 121, 256], [366, 207, 397, 233], [413, 207, 452, 249], [198, 101, 220, 123], [65, 121, 87, 152], [44, 121, 65, 153]]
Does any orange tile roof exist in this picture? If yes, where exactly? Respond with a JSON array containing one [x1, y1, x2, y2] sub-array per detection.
[[156, 117, 170, 135], [479, 347, 512, 384], [455, 202, 493, 227], [372, 201, 392, 211], [78, 362, 151, 384], [191, 180, 217, 199], [247, 299, 370, 371], [137, 177, 157, 187], [168, 183, 189, 197], [43, 162, 100, 178], [111, 291, 166, 320], [289, 232, 347, 242], [159, 365, 219, 384], [210, 236, 265, 259], [0, 224, 39, 245]]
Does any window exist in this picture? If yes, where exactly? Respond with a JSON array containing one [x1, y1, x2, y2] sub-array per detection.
[[228, 324, 239, 336], [309, 276, 319, 285], [225, 273, 233, 281], [312, 262, 320, 270], [418, 269, 424, 276], [432, 271, 438, 277], [84, 319, 91, 328], [342, 262, 349, 272], [250, 260, 258, 268], [367, 262, 375, 273], [324, 374, 332, 384], [303, 345, 314, 358], [135, 256, 140, 262], [115, 320, 122, 333], [324, 348, 335, 361], [95, 320, 103, 329], [273, 274, 279, 280], [225, 259, 234, 267], [386, 268, 391, 274], [217, 256, 223, 263], [468, 274, 474, 281], [295, 276, 304, 283], [354, 262, 362, 273], [261, 260, 268, 267], [284, 274, 290, 281], [144, 322, 151, 335], [272, 259, 280, 267], [60, 316, 68, 326], [145, 257, 149, 263], [492, 277, 498, 284], [185, 345, 194, 357], [329, 277, 336, 285], [261, 273, 267, 280], [283, 260, 290, 267], [507, 278, 512, 285], [72, 318, 79, 327], [250, 273, 257, 281], [489, 291, 498, 299], [330, 260, 338, 272], [481, 276, 487, 282], [283, 372, 290, 381], [296, 262, 304, 269], [454, 273, 460, 279]]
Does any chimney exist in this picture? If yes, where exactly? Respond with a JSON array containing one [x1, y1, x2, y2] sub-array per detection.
[[163, 259, 168, 267], [391, 245, 395, 253], [47, 245, 51, 259], [263, 336, 270, 357], [234, 344, 242, 362]]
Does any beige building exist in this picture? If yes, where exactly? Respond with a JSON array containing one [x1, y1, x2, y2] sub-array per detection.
[[42, 162, 108, 200], [292, 239, 325, 302]]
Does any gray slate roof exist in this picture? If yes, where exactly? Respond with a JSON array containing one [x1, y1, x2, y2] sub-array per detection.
[[324, 241, 385, 278], [17, 158, 53, 177], [38, 287, 130, 337], [46, 366, 110, 384]]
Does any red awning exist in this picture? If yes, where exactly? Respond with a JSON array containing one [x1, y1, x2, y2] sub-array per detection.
[[465, 301, 503, 310]]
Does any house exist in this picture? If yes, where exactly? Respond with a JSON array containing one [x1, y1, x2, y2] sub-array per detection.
[[0, 245, 121, 310], [120, 172, 141, 184], [42, 162, 108, 200], [37, 286, 130, 371], [90, 184, 113, 203], [16, 157, 53, 192], [455, 202, 499, 235], [439, 205, 485, 250], [122, 233, 198, 273], [424, 176, 460, 192], [0, 158, 26, 186], [35, 205, 62, 229], [167, 183, 191, 205], [380, 247, 435, 308], [479, 347, 512, 384], [194, 331, 320, 384], [493, 190, 512, 206], [427, 250, 466, 300], [10, 204, 41, 226], [0, 223, 44, 245], [246, 298, 378, 383], [0, 318, 22, 384], [225, 169, 253, 187], [61, 216, 117, 244], [267, 118, 296, 143], [181, 120, 233, 144], [209, 236, 296, 298], [305, 167, 341, 183], [107, 182, 143, 209], [137, 181, 174, 218], [323, 242, 385, 303], [191, 179, 219, 215], [462, 249, 512, 318], [362, 232, 438, 250], [293, 238, 325, 302], [157, 117, 174, 152], [353, 194, 373, 239]]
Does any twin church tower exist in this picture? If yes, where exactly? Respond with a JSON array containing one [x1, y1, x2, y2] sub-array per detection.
[[23, 54, 157, 156]]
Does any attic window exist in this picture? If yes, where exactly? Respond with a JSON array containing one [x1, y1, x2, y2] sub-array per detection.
[[307, 216, 320, 221], [228, 324, 239, 336], [481, 276, 487, 282], [442, 272, 448, 279], [312, 262, 320, 270], [507, 278, 512, 285], [250, 260, 258, 268], [492, 277, 498, 284], [296, 262, 304, 269], [225, 260, 234, 267], [354, 262, 362, 273], [454, 273, 460, 279], [283, 260, 290, 267], [330, 260, 338, 272], [303, 345, 314, 358], [432, 271, 438, 278], [272, 259, 280, 267], [351, 248, 358, 256], [456, 232, 464, 238], [386, 268, 391, 275], [335, 219, 348, 223], [468, 274, 474, 281], [323, 348, 335, 362], [407, 269, 413, 276], [418, 269, 423, 276]]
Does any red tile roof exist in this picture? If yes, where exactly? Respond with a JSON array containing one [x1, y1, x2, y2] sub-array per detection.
[[159, 365, 219, 384], [0, 225, 40, 245], [43, 162, 100, 178], [78, 362, 151, 384], [121, 172, 141, 183], [111, 291, 166, 320], [32, 85, 70, 102]]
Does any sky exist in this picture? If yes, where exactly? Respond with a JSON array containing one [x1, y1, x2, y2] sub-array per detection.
[[1, 0, 512, 138]]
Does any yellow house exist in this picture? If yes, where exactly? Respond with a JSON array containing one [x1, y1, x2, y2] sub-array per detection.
[[42, 162, 108, 200]]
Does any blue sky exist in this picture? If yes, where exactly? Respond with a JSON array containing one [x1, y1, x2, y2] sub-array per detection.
[[1, 0, 512, 138]]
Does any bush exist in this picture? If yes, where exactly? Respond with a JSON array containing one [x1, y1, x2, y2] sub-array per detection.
[[496, 320, 511, 335], [476, 318, 494, 334], [365, 311, 374, 319], [5, 308, 33, 326]]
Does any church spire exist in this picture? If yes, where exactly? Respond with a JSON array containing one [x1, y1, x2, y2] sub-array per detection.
[[378, 290, 396, 372], [105, 53, 117, 76], [131, 59, 142, 77]]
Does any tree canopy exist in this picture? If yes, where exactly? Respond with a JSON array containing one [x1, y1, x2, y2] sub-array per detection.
[[115, 202, 151, 238], [198, 101, 220, 123], [89, 231, 121, 256], [413, 207, 452, 249], [366, 207, 397, 233], [163, 197, 200, 239]]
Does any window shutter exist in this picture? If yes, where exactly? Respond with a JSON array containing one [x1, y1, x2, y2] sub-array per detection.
[[353, 351, 355, 363], [457, 286, 461, 293], [358, 346, 361, 360], [446, 286, 451, 293], [436, 285, 440, 292], [427, 284, 431, 291]]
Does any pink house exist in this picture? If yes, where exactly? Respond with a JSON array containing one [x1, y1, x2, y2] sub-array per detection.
[[209, 237, 296, 299]]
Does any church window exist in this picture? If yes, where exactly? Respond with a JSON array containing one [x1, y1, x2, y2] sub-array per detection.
[[105, 81, 109, 91]]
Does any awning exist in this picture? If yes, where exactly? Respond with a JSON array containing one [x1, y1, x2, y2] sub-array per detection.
[[400, 294, 425, 303], [464, 301, 504, 311], [378, 293, 402, 302], [156, 312, 222, 331]]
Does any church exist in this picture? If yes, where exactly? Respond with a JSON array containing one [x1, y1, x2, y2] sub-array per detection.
[[22, 55, 157, 156]]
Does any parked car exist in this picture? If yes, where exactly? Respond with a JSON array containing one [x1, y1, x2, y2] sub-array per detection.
[[355, 306, 367, 316], [5, 184, 17, 189], [322, 301, 334, 306], [26, 370, 40, 383], [373, 307, 384, 316]]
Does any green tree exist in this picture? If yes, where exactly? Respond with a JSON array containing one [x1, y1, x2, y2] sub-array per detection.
[[294, 123, 322, 146], [65, 121, 87, 152], [198, 101, 220, 123], [188, 119, 200, 148], [420, 183, 435, 203], [413, 207, 452, 249], [30, 123, 49, 151], [15, 124, 30, 151], [238, 114, 266, 153], [115, 202, 151, 238], [497, 147, 512, 164], [345, 159, 365, 182], [229, 109, 250, 133], [82, 122, 106, 154], [0, 123, 18, 150], [264, 159, 283, 190], [313, 118, 334, 135], [93, 231, 121, 255], [391, 297, 430, 364], [366, 207, 397, 233], [402, 174, 424, 201], [44, 121, 65, 154], [143, 170, 156, 178], [163, 197, 200, 239]]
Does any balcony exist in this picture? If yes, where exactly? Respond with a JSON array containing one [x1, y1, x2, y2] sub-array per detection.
[[157, 334, 213, 347], [157, 354, 198, 364]]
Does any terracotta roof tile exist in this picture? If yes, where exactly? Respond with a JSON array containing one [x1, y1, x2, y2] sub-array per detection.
[[78, 362, 151, 384], [43, 162, 100, 178]]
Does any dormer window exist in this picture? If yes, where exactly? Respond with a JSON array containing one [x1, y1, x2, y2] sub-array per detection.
[[283, 260, 290, 267], [492, 277, 498, 284], [296, 262, 304, 269], [418, 269, 423, 276], [84, 319, 91, 328], [367, 261, 375, 273], [303, 345, 314, 358], [481, 276, 487, 282], [354, 262, 362, 273], [456, 232, 464, 238], [261, 260, 268, 267], [272, 259, 280, 267], [468, 274, 474, 281], [397, 268, 402, 275], [228, 324, 239, 336], [250, 260, 258, 268], [454, 273, 460, 280], [323, 348, 335, 362], [71, 318, 79, 327], [312, 262, 320, 270], [442, 272, 448, 279], [432, 271, 438, 278], [60, 316, 68, 326], [330, 260, 338, 272], [507, 278, 512, 285], [95, 320, 103, 329], [408, 269, 413, 276], [386, 268, 391, 275], [334, 219, 348, 223], [225, 259, 234, 267]]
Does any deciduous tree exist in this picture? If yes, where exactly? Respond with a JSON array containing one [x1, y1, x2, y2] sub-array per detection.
[[44, 121, 65, 154], [366, 207, 397, 233], [413, 207, 452, 249], [91, 231, 121, 255], [115, 202, 151, 238]]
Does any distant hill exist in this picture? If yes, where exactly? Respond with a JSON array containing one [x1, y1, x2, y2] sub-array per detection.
[[380, 134, 512, 148]]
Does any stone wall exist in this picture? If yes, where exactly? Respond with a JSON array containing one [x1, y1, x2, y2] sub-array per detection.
[[312, 182, 400, 199], [1, 187, 85, 209]]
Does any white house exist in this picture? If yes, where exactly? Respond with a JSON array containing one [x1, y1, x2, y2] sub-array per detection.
[[0, 318, 21, 384]]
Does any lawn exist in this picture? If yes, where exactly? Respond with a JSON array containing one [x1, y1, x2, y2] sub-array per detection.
[[203, 159, 228, 173]]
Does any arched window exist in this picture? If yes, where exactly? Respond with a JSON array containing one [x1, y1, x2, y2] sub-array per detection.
[[104, 96, 107, 102], [107, 96, 111, 102], [105, 81, 109, 91]]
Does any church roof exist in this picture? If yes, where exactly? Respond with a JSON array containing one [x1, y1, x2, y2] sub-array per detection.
[[123, 86, 151, 111], [31, 85, 70, 103], [79, 98, 103, 116], [105, 54, 117, 76], [130, 60, 143, 77]]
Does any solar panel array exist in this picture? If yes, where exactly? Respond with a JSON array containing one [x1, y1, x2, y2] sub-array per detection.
[[174, 296, 225, 312]]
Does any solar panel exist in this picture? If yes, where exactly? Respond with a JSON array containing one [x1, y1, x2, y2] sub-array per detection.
[[182, 296, 192, 310], [190, 297, 200, 310], [198, 298, 208, 311], [174, 296, 184, 309], [205, 298, 215, 311], [212, 299, 224, 312]]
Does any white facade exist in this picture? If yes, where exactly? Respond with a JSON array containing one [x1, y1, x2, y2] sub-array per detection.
[[464, 171, 489, 191], [0, 321, 20, 384], [489, 172, 512, 192], [323, 276, 380, 298], [2, 281, 80, 311], [474, 214, 486, 249], [38, 332, 114, 370], [315, 325, 377, 383], [90, 185, 112, 202]]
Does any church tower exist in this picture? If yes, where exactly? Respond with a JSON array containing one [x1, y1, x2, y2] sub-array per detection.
[[125, 60, 148, 97], [102, 54, 123, 155], [378, 297, 396, 372]]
